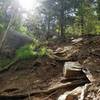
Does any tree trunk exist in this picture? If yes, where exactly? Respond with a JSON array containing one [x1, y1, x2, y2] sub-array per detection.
[[97, 0, 100, 20], [60, 0, 65, 38], [47, 16, 50, 33], [80, 15, 84, 34], [46, 15, 51, 40], [0, 15, 13, 51]]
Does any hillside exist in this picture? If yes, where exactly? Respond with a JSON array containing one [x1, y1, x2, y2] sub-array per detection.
[[0, 35, 100, 100]]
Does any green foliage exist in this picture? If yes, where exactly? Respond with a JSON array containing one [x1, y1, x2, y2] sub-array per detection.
[[0, 58, 11, 70], [16, 43, 47, 59], [0, 0, 99, 39], [38, 47, 47, 57], [18, 25, 28, 35], [64, 0, 98, 36], [76, 1, 96, 34], [95, 21, 100, 34], [65, 25, 81, 36], [16, 44, 37, 59], [0, 23, 5, 32]]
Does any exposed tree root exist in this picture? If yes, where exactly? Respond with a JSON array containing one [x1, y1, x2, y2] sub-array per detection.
[[0, 80, 88, 99], [79, 83, 91, 100], [48, 47, 79, 61], [42, 90, 58, 100]]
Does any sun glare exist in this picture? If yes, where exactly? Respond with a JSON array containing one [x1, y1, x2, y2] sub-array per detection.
[[18, 0, 38, 11]]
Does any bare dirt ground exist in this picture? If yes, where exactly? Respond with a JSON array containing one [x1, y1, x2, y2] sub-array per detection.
[[0, 57, 64, 100], [0, 35, 100, 100]]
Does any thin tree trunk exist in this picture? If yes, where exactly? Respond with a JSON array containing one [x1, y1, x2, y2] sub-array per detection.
[[60, 0, 65, 38], [46, 15, 51, 40], [47, 16, 50, 34], [97, 0, 100, 20], [80, 15, 84, 34], [0, 0, 16, 51], [0, 15, 14, 51], [80, 0, 85, 35]]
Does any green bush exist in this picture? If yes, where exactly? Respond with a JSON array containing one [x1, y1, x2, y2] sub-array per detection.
[[38, 47, 47, 57], [95, 21, 100, 34], [16, 44, 47, 59], [16, 44, 37, 59]]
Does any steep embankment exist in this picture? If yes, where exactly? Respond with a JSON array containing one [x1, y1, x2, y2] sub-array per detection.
[[0, 35, 100, 100]]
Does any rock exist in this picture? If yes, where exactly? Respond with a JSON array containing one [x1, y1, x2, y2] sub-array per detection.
[[58, 86, 83, 100], [82, 56, 100, 82], [63, 62, 91, 84], [58, 83, 100, 100], [58, 82, 95, 100], [58, 94, 77, 100], [72, 38, 83, 44], [63, 62, 82, 78]]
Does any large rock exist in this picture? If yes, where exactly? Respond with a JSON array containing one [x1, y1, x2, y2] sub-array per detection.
[[0, 30, 33, 57], [63, 62, 83, 78]]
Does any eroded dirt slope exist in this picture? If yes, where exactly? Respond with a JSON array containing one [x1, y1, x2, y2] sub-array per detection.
[[0, 35, 100, 100]]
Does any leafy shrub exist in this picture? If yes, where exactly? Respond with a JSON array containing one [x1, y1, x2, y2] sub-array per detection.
[[16, 44, 47, 59], [95, 21, 100, 34], [16, 44, 37, 59], [38, 47, 47, 57]]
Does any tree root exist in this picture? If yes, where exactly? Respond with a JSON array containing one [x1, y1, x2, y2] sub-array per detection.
[[48, 49, 78, 61], [58, 83, 92, 100], [0, 80, 88, 99], [42, 90, 58, 100]]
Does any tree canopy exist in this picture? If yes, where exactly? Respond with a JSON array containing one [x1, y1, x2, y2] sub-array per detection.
[[0, 0, 100, 39]]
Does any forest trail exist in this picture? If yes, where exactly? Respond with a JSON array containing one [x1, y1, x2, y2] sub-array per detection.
[[0, 35, 100, 100]]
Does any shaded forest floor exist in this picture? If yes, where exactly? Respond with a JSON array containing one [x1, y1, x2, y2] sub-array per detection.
[[0, 35, 100, 100]]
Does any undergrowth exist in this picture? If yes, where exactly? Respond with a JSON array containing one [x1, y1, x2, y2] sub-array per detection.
[[16, 43, 47, 59], [0, 58, 12, 71]]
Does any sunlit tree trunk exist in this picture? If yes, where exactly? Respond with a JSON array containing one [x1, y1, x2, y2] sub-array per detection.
[[0, 0, 17, 51], [47, 15, 50, 34], [0, 14, 14, 51]]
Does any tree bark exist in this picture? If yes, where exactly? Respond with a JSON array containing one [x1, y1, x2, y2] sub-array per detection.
[[97, 0, 100, 20], [80, 15, 84, 34], [60, 0, 65, 37]]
